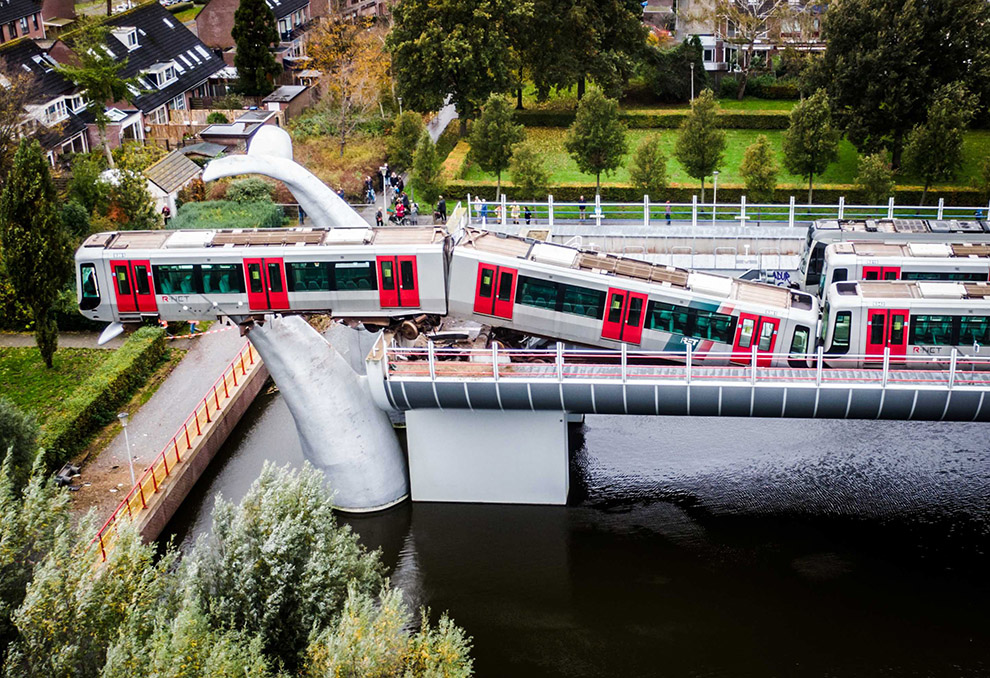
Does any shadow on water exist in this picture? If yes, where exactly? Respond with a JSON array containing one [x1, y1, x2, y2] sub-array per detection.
[[164, 395, 990, 678]]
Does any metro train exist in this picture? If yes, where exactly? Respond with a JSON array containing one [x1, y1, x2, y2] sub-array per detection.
[[817, 241, 990, 295], [819, 279, 990, 364], [799, 218, 990, 288], [76, 226, 819, 367]]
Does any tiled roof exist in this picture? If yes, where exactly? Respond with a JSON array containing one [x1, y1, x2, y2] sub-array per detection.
[[102, 2, 225, 113], [264, 0, 308, 20], [143, 148, 200, 193], [0, 0, 41, 26], [0, 38, 76, 101]]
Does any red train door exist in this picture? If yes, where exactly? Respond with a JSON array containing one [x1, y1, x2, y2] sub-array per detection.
[[110, 259, 157, 314], [865, 309, 908, 360], [473, 263, 517, 319], [863, 266, 901, 281], [601, 288, 648, 344], [244, 258, 289, 311], [732, 313, 779, 367], [377, 256, 420, 308]]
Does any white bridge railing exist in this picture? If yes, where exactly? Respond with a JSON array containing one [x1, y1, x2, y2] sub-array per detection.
[[383, 343, 990, 390]]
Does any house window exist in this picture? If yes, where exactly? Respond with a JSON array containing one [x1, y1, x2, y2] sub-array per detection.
[[112, 27, 139, 49], [8, 21, 18, 38], [169, 94, 186, 110], [703, 48, 714, 62], [122, 122, 142, 140], [148, 106, 168, 125], [68, 95, 85, 112], [19, 17, 28, 33], [61, 134, 86, 155], [146, 63, 177, 88], [32, 13, 38, 30], [44, 98, 68, 124]]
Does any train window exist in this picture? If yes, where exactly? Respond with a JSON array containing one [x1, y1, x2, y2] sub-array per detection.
[[757, 322, 775, 351], [607, 294, 624, 323], [890, 314, 906, 344], [864, 270, 879, 281], [832, 312, 852, 352], [202, 264, 246, 294], [497, 271, 513, 301], [910, 315, 954, 345], [832, 268, 848, 283], [516, 276, 558, 310], [869, 313, 886, 344], [626, 296, 643, 327], [334, 261, 377, 290], [560, 285, 605, 319], [267, 263, 284, 293], [959, 316, 990, 345], [400, 260, 415, 289], [789, 291, 814, 311], [154, 264, 198, 295], [133, 265, 150, 295], [287, 262, 331, 292], [478, 269, 494, 298], [902, 271, 988, 282], [115, 267, 131, 295], [80, 264, 100, 310], [380, 261, 395, 291], [790, 326, 810, 354], [247, 264, 264, 294], [645, 302, 736, 344], [737, 318, 755, 348]]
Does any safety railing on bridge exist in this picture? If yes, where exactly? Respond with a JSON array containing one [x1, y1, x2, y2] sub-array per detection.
[[380, 342, 990, 390], [93, 342, 259, 561]]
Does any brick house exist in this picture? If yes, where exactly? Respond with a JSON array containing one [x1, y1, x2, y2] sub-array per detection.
[[0, 0, 45, 44], [197, 0, 314, 52]]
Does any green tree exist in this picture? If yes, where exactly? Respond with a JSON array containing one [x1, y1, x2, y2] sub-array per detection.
[[980, 158, 990, 202], [226, 177, 275, 203], [112, 142, 167, 173], [855, 152, 895, 205], [102, 170, 160, 231], [739, 134, 778, 203], [0, 400, 38, 496], [56, 25, 140, 168], [782, 89, 839, 203], [903, 83, 977, 205], [641, 37, 708, 103], [412, 132, 446, 210], [469, 94, 525, 198], [387, 0, 531, 135], [673, 89, 725, 204], [564, 88, 628, 195], [386, 111, 426, 174], [67, 153, 109, 215], [232, 0, 281, 96], [819, 0, 990, 167], [206, 112, 229, 124], [510, 142, 551, 199], [628, 135, 669, 198], [60, 201, 91, 238], [0, 140, 72, 368]]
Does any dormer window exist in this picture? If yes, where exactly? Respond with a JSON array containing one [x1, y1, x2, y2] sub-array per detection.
[[145, 61, 178, 88], [111, 27, 139, 50], [44, 98, 68, 124]]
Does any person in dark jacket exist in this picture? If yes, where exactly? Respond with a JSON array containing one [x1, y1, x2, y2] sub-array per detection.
[[436, 196, 447, 223]]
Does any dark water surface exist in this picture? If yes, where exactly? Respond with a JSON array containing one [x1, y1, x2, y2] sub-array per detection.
[[165, 389, 990, 677]]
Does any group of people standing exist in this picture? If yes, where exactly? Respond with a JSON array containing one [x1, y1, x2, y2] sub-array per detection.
[[475, 199, 534, 225]]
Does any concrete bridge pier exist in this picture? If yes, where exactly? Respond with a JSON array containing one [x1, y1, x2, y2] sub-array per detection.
[[405, 410, 570, 505]]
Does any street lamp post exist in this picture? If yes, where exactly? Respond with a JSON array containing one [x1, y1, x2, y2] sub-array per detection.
[[398, 97, 403, 115], [690, 62, 695, 101], [712, 170, 719, 227], [380, 165, 388, 211], [118, 412, 135, 487]]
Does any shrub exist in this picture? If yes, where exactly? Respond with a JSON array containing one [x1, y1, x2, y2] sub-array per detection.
[[385, 111, 426, 173], [206, 112, 229, 124], [226, 177, 274, 203], [39, 327, 166, 466], [719, 76, 740, 99], [207, 180, 229, 201], [176, 177, 206, 207], [514, 109, 790, 130], [212, 93, 244, 110], [170, 200, 285, 230], [112, 142, 167, 172], [60, 201, 90, 238], [166, 1, 194, 13]]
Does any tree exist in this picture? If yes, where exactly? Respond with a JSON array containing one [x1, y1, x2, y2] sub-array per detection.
[[386, 111, 425, 174], [56, 25, 140, 168], [112, 142, 167, 173], [412, 132, 446, 210], [232, 0, 281, 97], [674, 89, 725, 203], [628, 135, 669, 198], [739, 135, 778, 203], [564, 88, 628, 195], [782, 89, 839, 203], [820, 0, 990, 167], [226, 177, 274, 203], [980, 158, 990, 203], [308, 15, 387, 156], [640, 37, 708, 104], [387, 0, 531, 135], [101, 170, 160, 231], [0, 400, 38, 496], [0, 140, 72, 368], [510, 142, 551, 199], [855, 152, 895, 205], [469, 94, 525, 198], [0, 63, 34, 187], [903, 83, 977, 205], [67, 153, 109, 215]]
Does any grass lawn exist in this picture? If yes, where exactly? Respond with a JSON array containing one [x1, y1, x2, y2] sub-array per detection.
[[455, 127, 990, 191], [172, 4, 202, 21], [0, 347, 111, 423]]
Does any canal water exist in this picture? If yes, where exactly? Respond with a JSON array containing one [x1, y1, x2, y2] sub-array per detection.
[[165, 387, 990, 677]]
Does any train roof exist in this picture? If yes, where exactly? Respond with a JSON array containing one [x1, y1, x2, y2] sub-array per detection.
[[81, 227, 446, 250], [833, 281, 990, 301], [460, 229, 812, 311], [828, 241, 990, 259], [812, 218, 990, 237]]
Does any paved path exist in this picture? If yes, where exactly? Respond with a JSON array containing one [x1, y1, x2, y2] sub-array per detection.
[[0, 331, 126, 350], [72, 320, 248, 518]]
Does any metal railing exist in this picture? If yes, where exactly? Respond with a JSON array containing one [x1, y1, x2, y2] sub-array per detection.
[[382, 342, 990, 389], [93, 342, 259, 561]]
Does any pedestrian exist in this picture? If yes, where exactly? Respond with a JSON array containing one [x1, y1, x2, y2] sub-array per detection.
[[578, 195, 586, 222], [336, 187, 345, 201], [401, 192, 411, 213], [376, 208, 384, 227], [665, 200, 672, 225], [437, 195, 447, 223], [298, 205, 305, 225], [161, 204, 171, 226], [494, 202, 502, 224], [396, 201, 406, 223], [396, 175, 405, 195], [480, 199, 488, 225], [524, 204, 533, 225], [188, 320, 198, 334], [511, 201, 520, 225]]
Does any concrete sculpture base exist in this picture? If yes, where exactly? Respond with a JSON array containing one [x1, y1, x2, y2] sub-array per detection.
[[245, 316, 408, 511]]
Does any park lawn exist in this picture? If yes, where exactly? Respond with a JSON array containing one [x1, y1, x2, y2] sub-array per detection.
[[172, 4, 202, 21], [0, 346, 111, 423], [455, 127, 989, 190]]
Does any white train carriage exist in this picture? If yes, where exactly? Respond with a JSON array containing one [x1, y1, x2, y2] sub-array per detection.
[[447, 229, 820, 367], [818, 241, 990, 294], [820, 280, 990, 364], [75, 227, 449, 324], [798, 218, 990, 289]]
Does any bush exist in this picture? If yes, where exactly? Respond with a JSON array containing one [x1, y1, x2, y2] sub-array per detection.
[[514, 109, 790, 130], [39, 327, 166, 466], [226, 177, 274, 203], [170, 200, 285, 230], [640, 38, 709, 103], [176, 177, 206, 207], [60, 201, 90, 238], [206, 112, 229, 124], [166, 1, 194, 12], [212, 93, 244, 110], [719, 76, 740, 99]]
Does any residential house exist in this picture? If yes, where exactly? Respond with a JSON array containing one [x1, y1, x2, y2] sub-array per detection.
[[197, 0, 314, 61], [1, 0, 45, 44], [335, 0, 390, 20], [143, 148, 201, 215]]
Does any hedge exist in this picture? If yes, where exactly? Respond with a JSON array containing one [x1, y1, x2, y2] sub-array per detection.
[[40, 326, 166, 466], [166, 1, 194, 12], [513, 109, 790, 130], [171, 200, 285, 230], [447, 181, 989, 206]]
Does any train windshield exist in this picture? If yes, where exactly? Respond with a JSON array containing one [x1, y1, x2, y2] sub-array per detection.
[[79, 264, 100, 310]]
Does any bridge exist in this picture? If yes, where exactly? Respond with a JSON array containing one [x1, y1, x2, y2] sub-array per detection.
[[364, 337, 990, 505]]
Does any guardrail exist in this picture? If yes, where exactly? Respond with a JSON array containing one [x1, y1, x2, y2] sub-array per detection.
[[382, 342, 990, 389], [93, 341, 258, 561]]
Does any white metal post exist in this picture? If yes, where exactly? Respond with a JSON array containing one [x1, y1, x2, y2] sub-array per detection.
[[643, 195, 650, 227], [740, 195, 746, 223], [937, 198, 945, 220], [788, 196, 796, 228], [882, 347, 890, 388], [467, 194, 472, 223], [692, 195, 698, 227], [751, 346, 758, 385], [595, 193, 602, 227], [685, 343, 692, 384], [887, 197, 895, 219], [428, 340, 436, 381], [621, 343, 627, 383], [548, 194, 554, 227], [949, 348, 958, 389], [556, 342, 563, 381], [838, 196, 845, 220], [816, 346, 824, 386], [501, 193, 507, 226], [492, 344, 499, 381]]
